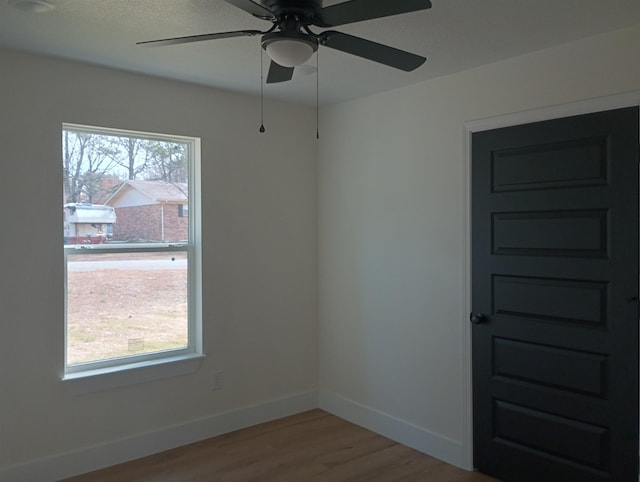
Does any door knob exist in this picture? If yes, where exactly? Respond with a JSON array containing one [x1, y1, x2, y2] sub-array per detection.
[[469, 313, 488, 324]]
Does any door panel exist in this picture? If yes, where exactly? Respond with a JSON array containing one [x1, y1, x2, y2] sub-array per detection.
[[492, 337, 607, 396], [492, 275, 607, 326], [472, 107, 639, 482], [491, 136, 609, 192], [492, 209, 608, 257]]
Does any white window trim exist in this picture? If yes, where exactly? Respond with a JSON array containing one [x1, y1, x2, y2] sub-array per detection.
[[61, 124, 203, 388]]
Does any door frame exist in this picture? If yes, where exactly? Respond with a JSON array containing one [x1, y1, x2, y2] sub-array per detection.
[[461, 91, 640, 471]]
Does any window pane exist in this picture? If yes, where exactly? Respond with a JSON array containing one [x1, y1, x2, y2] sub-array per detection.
[[66, 251, 188, 365], [63, 129, 189, 246]]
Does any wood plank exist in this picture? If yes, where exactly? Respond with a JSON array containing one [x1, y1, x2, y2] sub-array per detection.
[[59, 410, 499, 482]]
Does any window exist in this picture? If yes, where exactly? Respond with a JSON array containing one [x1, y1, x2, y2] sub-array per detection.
[[63, 124, 201, 378]]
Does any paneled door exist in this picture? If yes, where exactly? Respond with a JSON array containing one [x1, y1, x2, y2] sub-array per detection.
[[471, 107, 639, 481]]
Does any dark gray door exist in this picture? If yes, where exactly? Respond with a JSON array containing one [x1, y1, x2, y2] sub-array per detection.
[[471, 107, 639, 482]]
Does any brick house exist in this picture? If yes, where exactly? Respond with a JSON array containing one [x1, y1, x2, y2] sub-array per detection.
[[105, 180, 188, 242]]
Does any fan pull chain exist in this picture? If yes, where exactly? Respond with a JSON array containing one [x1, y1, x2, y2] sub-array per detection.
[[259, 45, 266, 133], [316, 43, 319, 140]]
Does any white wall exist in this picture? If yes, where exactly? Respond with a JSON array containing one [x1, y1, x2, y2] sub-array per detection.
[[0, 49, 318, 479], [318, 23, 640, 467]]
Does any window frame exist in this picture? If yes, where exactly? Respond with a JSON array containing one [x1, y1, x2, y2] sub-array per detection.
[[62, 123, 203, 380]]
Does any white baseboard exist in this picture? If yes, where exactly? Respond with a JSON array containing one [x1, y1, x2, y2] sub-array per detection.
[[318, 389, 465, 469], [0, 390, 318, 482], [1, 389, 466, 481]]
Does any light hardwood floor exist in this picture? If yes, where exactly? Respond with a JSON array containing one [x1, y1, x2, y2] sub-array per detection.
[[60, 409, 500, 482]]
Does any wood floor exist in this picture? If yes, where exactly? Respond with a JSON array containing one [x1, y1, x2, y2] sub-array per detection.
[[60, 409, 500, 482]]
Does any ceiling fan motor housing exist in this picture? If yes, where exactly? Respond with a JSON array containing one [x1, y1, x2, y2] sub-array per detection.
[[261, 0, 322, 23]]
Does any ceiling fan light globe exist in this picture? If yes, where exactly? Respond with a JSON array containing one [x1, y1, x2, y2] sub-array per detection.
[[265, 39, 314, 68]]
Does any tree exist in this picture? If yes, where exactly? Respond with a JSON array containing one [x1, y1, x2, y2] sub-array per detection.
[[107, 136, 148, 181], [143, 142, 188, 183], [63, 131, 121, 203]]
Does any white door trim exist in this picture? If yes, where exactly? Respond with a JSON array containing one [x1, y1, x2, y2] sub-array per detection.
[[460, 90, 640, 471]]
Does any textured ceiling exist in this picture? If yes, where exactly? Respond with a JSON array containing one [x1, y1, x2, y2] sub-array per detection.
[[1, 0, 640, 106]]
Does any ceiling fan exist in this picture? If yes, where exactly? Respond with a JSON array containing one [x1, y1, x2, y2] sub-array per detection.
[[138, 0, 432, 84]]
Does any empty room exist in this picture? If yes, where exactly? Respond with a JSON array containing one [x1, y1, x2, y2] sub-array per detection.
[[1, 1, 639, 481]]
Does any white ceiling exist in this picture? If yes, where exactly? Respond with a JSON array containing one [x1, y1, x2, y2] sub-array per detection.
[[1, 0, 640, 106]]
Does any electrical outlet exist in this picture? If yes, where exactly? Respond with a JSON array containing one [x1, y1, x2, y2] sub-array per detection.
[[213, 371, 224, 391]]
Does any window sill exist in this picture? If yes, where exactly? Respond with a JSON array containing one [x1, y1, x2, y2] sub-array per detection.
[[62, 353, 206, 395]]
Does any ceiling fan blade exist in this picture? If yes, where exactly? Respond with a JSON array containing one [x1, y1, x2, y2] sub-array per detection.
[[320, 31, 426, 72], [315, 0, 432, 28], [225, 0, 275, 19], [266, 61, 295, 84], [137, 30, 263, 47]]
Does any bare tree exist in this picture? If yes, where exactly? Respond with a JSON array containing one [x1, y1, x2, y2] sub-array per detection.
[[63, 131, 121, 203], [143, 142, 188, 183], [107, 136, 148, 180]]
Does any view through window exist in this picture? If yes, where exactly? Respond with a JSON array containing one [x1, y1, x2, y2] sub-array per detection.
[[63, 124, 199, 372]]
